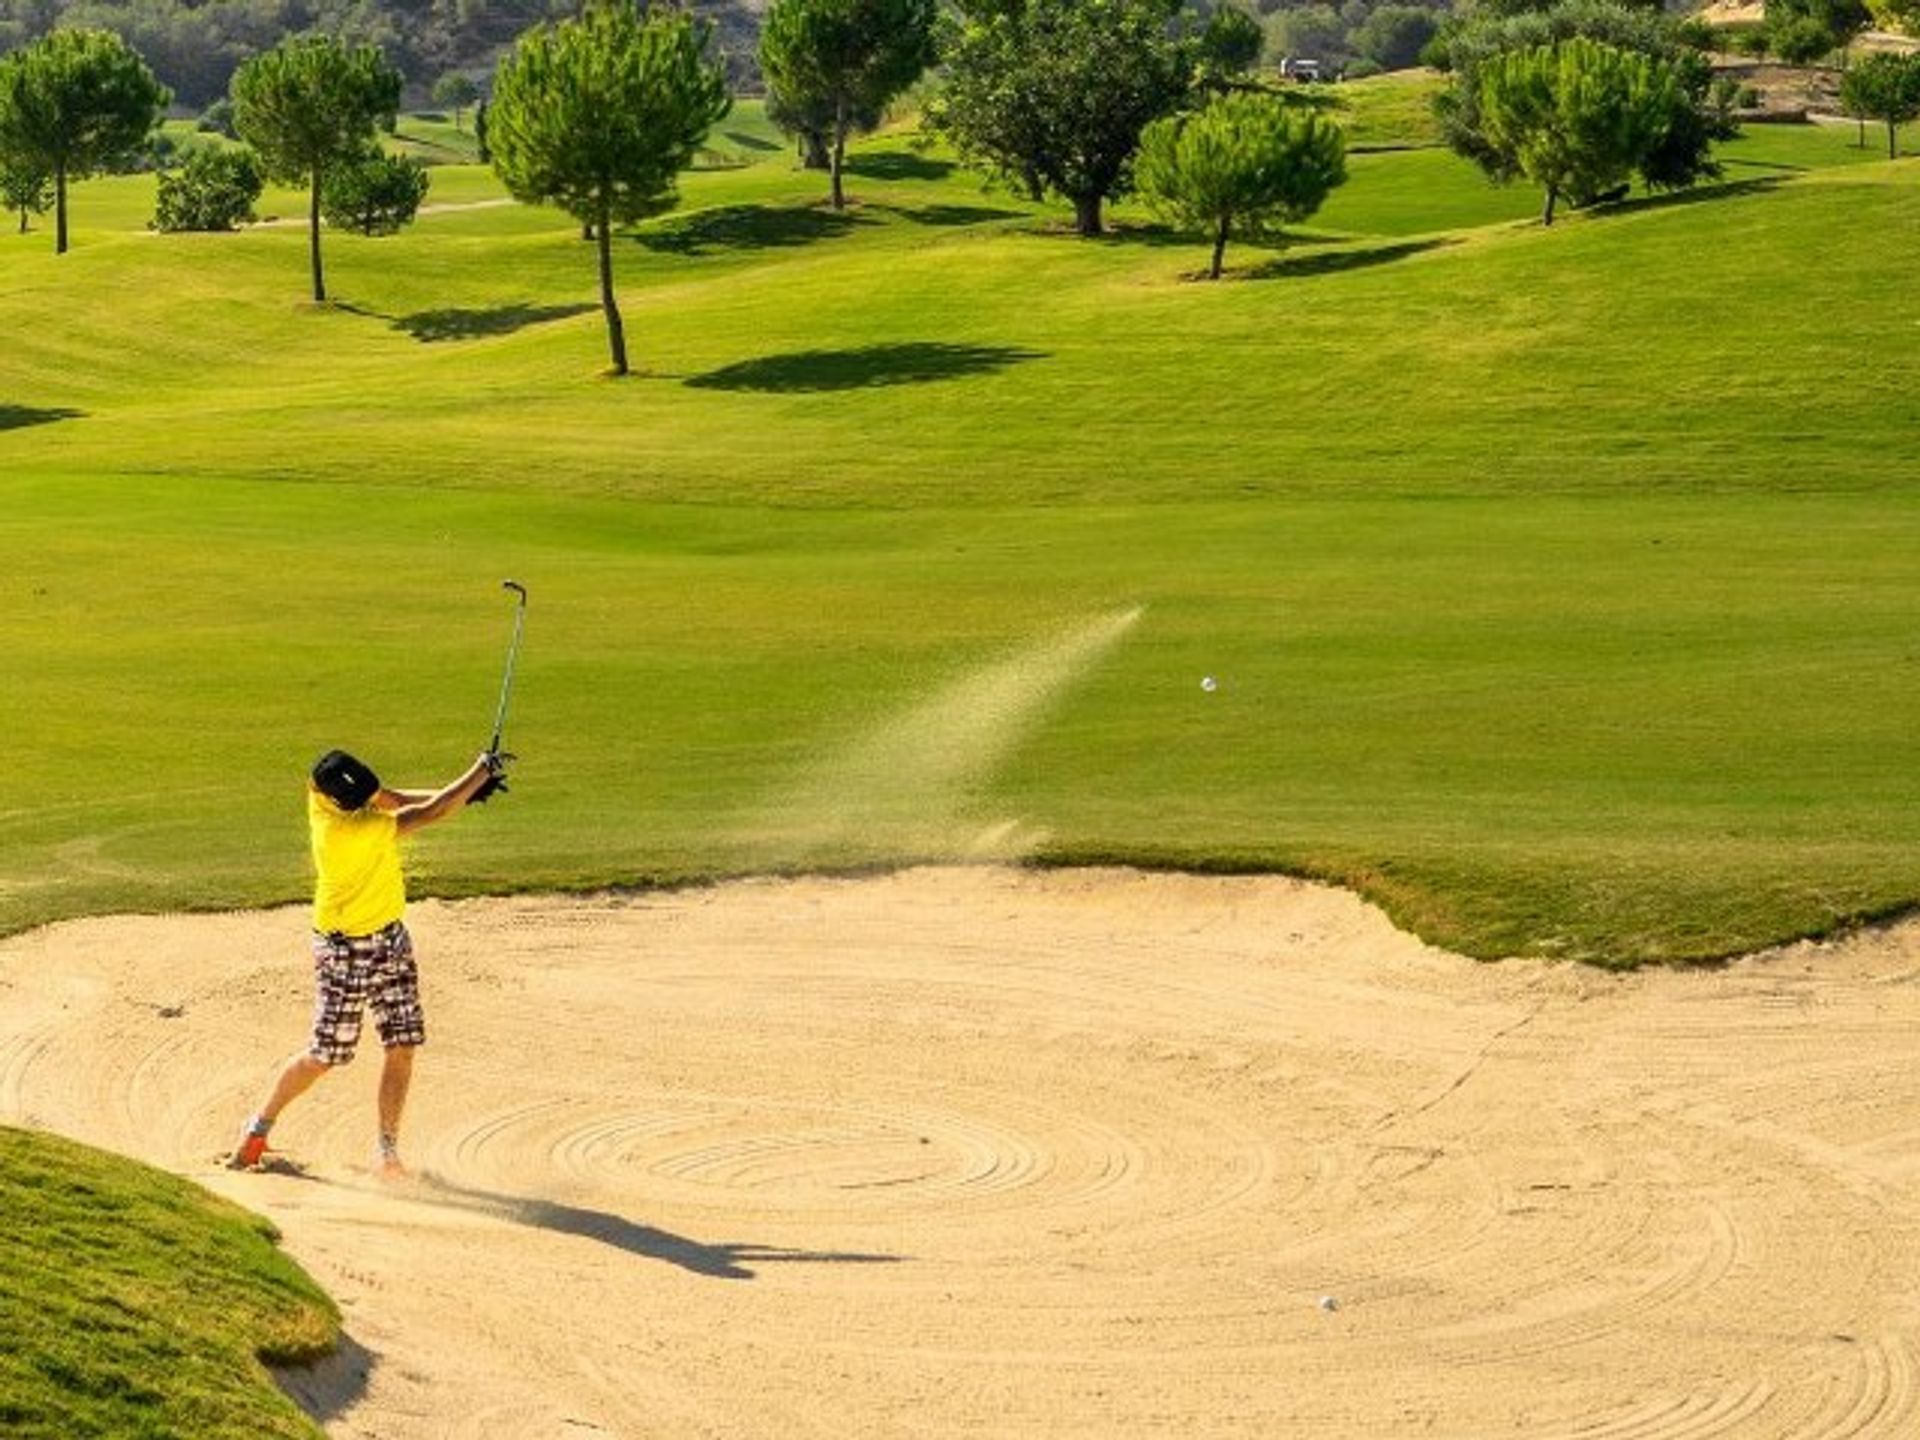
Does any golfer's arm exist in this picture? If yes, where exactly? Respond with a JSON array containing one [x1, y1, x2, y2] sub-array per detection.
[[394, 759, 492, 834], [373, 788, 436, 812]]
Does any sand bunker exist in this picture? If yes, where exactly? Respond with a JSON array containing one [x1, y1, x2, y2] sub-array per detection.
[[3, 866, 1919, 1438]]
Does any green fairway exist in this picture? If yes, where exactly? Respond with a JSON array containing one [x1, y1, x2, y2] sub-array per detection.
[[3, 117, 1917, 964], [0, 1128, 335, 1438]]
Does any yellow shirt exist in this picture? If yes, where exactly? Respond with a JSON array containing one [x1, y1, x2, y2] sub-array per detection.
[[309, 788, 405, 936]]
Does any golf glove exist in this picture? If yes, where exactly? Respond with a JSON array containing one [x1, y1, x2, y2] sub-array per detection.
[[468, 751, 513, 805]]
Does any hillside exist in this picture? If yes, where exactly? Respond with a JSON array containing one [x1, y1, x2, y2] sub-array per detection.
[[0, 0, 767, 105], [1, 118, 1915, 964]]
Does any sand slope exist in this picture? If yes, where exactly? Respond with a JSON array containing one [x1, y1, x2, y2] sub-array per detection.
[[3, 867, 1918, 1438]]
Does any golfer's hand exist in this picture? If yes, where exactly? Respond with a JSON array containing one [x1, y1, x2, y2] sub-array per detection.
[[468, 751, 512, 805]]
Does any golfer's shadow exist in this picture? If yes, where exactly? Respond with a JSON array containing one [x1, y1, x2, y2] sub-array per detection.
[[411, 1173, 901, 1279]]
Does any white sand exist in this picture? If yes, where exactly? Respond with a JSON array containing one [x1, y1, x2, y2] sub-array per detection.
[[3, 866, 1918, 1438]]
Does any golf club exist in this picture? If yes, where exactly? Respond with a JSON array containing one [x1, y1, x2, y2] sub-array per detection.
[[491, 579, 528, 755], [469, 580, 526, 805]]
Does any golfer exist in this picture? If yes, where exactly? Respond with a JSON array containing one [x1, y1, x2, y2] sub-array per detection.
[[228, 747, 506, 1178]]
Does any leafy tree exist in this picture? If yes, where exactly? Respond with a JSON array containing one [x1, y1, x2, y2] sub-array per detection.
[[1764, 0, 1868, 58], [489, 0, 729, 376], [766, 83, 833, 167], [767, 82, 883, 168], [931, 0, 1195, 235], [198, 98, 237, 138], [1839, 51, 1920, 159], [1137, 89, 1346, 277], [0, 153, 52, 233], [1475, 36, 1682, 224], [1437, 1, 1728, 196], [432, 72, 480, 130], [321, 149, 429, 234], [1268, 5, 1348, 66], [759, 0, 936, 209], [152, 144, 264, 230], [1867, 0, 1920, 31], [1352, 4, 1440, 72], [231, 35, 402, 302], [0, 28, 170, 253], [473, 98, 490, 163], [1767, 15, 1835, 62], [1199, 5, 1265, 80]]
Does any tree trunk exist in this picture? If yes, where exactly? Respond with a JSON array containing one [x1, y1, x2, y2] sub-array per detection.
[[1023, 168, 1045, 204], [1889, 119, 1899, 160], [1541, 184, 1557, 227], [54, 162, 66, 255], [802, 129, 829, 170], [1857, 116, 1865, 148], [829, 96, 847, 210], [16, 207, 26, 235], [596, 203, 627, 377], [1072, 191, 1102, 236], [1209, 216, 1229, 279], [309, 168, 326, 302]]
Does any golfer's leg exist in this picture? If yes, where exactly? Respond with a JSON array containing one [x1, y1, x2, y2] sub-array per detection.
[[261, 1052, 329, 1121], [376, 1044, 415, 1176]]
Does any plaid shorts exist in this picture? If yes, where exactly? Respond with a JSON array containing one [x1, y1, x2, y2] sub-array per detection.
[[308, 921, 425, 1066]]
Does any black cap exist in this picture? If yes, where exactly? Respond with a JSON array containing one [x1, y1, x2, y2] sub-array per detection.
[[312, 750, 381, 811]]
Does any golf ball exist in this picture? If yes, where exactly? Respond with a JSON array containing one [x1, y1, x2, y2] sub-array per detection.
[[1201, 675, 1218, 692]]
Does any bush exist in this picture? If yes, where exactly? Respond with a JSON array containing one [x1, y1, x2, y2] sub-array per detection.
[[152, 146, 264, 231], [1666, 17, 1711, 50], [1767, 14, 1836, 63], [197, 98, 236, 138], [320, 151, 430, 236], [1343, 56, 1384, 78], [1728, 25, 1771, 56]]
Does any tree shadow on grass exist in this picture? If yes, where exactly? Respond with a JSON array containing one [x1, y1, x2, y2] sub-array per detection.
[[394, 303, 596, 343], [1237, 237, 1454, 281], [686, 342, 1044, 393], [0, 404, 82, 432], [867, 201, 1028, 227], [413, 1174, 901, 1279], [1588, 175, 1789, 220], [723, 128, 781, 153], [844, 150, 955, 181], [1721, 156, 1810, 174], [634, 203, 869, 255]]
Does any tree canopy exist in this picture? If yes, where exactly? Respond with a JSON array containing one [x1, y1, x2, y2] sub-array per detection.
[[0, 26, 170, 252], [1840, 51, 1920, 160], [231, 34, 402, 301], [1137, 90, 1347, 278], [1435, 0, 1727, 197], [489, 0, 729, 375], [760, 0, 935, 208], [321, 149, 430, 235], [432, 72, 480, 129], [930, 0, 1195, 236], [1475, 35, 1683, 224]]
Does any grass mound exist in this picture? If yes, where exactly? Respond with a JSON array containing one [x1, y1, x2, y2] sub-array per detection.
[[0, 1128, 337, 1439]]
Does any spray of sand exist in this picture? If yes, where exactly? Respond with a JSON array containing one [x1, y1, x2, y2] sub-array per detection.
[[739, 607, 1143, 869]]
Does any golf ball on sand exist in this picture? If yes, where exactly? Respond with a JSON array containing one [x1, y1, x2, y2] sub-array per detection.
[[1201, 676, 1218, 692]]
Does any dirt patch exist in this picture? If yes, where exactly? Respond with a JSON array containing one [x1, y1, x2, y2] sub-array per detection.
[[3, 867, 1918, 1436]]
